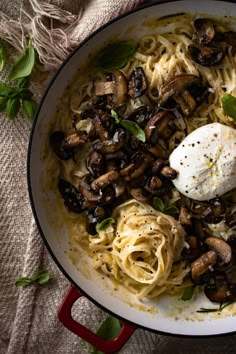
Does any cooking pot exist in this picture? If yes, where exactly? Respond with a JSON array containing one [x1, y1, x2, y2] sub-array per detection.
[[27, 1, 236, 353]]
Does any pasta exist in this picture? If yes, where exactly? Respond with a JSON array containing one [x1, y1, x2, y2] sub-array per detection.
[[45, 13, 236, 302]]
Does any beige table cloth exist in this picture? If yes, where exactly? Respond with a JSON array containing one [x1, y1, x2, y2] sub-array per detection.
[[1, 1, 236, 353]]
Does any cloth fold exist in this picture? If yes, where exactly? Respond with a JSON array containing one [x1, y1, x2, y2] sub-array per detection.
[[1, 1, 236, 353]]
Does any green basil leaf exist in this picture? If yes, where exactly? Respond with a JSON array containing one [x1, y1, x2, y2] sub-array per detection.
[[153, 197, 165, 212], [0, 96, 8, 111], [120, 119, 146, 142], [6, 97, 20, 119], [181, 286, 195, 301], [22, 99, 37, 121], [19, 88, 33, 99], [32, 270, 50, 285], [111, 109, 120, 124], [96, 217, 115, 232], [8, 39, 35, 80], [0, 82, 14, 97], [82, 316, 121, 354], [222, 94, 236, 121], [94, 41, 136, 70], [164, 205, 179, 216], [15, 278, 34, 287], [0, 45, 6, 72], [17, 77, 30, 90]]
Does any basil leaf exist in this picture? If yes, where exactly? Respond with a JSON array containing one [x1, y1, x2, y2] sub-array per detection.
[[15, 278, 34, 287], [94, 42, 136, 70], [0, 96, 8, 112], [181, 286, 195, 301], [120, 119, 146, 142], [19, 88, 33, 99], [153, 197, 165, 212], [22, 99, 37, 121], [164, 205, 179, 216], [0, 82, 13, 97], [111, 109, 120, 124], [96, 217, 115, 232], [82, 316, 121, 354], [8, 39, 35, 80], [32, 270, 50, 285], [0, 45, 6, 72], [17, 77, 30, 90], [92, 317, 121, 354], [222, 94, 236, 121], [6, 97, 20, 119]]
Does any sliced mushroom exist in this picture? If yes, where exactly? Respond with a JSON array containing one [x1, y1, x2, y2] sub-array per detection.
[[204, 236, 232, 267], [113, 178, 126, 198], [93, 128, 126, 154], [86, 151, 105, 178], [179, 206, 192, 226], [63, 132, 87, 149], [50, 131, 74, 160], [79, 176, 102, 203], [204, 198, 225, 224], [182, 235, 201, 261], [191, 250, 217, 279], [129, 188, 150, 202], [159, 74, 208, 116], [204, 276, 236, 303], [192, 218, 205, 240], [91, 170, 120, 191], [193, 18, 215, 44], [151, 158, 166, 175], [144, 176, 163, 194], [86, 206, 106, 235], [160, 165, 177, 180], [127, 105, 157, 127], [144, 110, 175, 144], [128, 67, 148, 98], [94, 70, 128, 107], [93, 115, 110, 141], [58, 178, 85, 213], [120, 152, 150, 182], [188, 43, 225, 66]]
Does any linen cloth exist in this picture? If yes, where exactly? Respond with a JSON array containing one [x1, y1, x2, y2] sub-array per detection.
[[1, 1, 236, 353]]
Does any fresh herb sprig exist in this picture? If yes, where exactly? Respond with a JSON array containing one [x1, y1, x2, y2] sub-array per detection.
[[0, 40, 37, 121], [153, 197, 179, 216], [96, 217, 115, 232], [94, 41, 137, 71], [181, 286, 195, 301], [82, 316, 121, 354], [15, 270, 50, 287], [222, 93, 236, 121], [197, 301, 234, 313], [0, 44, 6, 72], [111, 109, 146, 142]]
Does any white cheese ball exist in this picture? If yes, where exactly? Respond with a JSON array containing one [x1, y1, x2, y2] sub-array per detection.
[[169, 122, 236, 201]]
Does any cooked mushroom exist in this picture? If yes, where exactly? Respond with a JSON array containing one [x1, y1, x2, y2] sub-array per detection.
[[179, 206, 192, 226], [94, 70, 128, 107], [86, 151, 105, 178], [126, 105, 157, 127], [86, 206, 106, 235], [151, 158, 166, 175], [204, 236, 232, 267], [63, 132, 87, 149], [193, 18, 215, 44], [50, 131, 74, 160], [191, 250, 217, 279], [128, 67, 148, 98], [160, 165, 177, 180], [120, 152, 150, 181], [192, 218, 205, 240], [93, 115, 110, 141], [204, 276, 236, 303], [188, 43, 225, 66], [129, 188, 150, 202], [182, 235, 201, 261], [79, 176, 102, 203], [91, 170, 120, 191], [203, 198, 225, 224], [159, 74, 208, 116], [112, 179, 126, 198], [93, 128, 126, 154], [144, 110, 175, 144], [58, 178, 85, 213], [144, 176, 163, 194]]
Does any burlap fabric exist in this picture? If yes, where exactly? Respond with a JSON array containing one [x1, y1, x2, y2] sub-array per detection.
[[1, 1, 236, 353]]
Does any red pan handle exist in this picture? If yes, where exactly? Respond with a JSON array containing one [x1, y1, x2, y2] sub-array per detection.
[[58, 285, 136, 354]]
